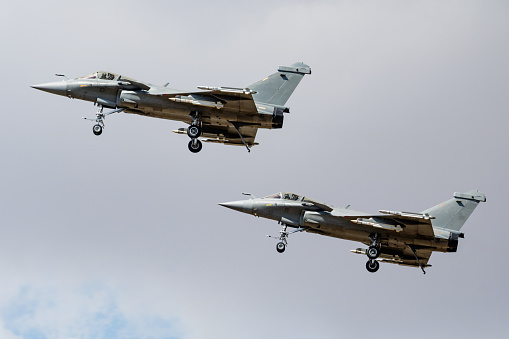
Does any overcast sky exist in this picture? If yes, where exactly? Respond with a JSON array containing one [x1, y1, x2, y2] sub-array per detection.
[[1, 0, 508, 338]]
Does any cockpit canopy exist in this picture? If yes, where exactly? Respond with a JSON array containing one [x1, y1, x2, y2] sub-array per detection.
[[263, 192, 300, 200], [77, 71, 139, 83], [262, 192, 321, 204]]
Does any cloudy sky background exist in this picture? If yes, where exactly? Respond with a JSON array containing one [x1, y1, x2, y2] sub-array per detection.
[[1, 0, 508, 338]]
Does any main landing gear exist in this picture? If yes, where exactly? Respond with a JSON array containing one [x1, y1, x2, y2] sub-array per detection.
[[268, 224, 289, 253], [366, 233, 381, 273], [366, 259, 380, 273], [267, 223, 306, 254], [83, 105, 124, 136], [187, 111, 202, 153], [188, 139, 202, 153]]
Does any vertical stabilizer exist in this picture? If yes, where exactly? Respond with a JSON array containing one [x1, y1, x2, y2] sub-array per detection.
[[421, 190, 486, 231], [249, 62, 311, 106]]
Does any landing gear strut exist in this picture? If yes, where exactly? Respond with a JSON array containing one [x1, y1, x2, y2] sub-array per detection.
[[269, 224, 288, 253], [366, 233, 381, 259], [365, 233, 381, 273], [187, 111, 202, 153], [268, 223, 306, 254], [83, 105, 124, 136]]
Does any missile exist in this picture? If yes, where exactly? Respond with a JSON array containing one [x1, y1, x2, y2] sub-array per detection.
[[168, 96, 223, 109], [197, 86, 257, 95], [197, 86, 221, 91], [172, 128, 187, 135], [352, 218, 403, 232], [350, 248, 366, 255], [379, 210, 434, 220]]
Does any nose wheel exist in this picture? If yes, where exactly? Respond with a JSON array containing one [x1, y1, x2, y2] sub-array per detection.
[[276, 242, 286, 253], [83, 105, 124, 136], [93, 124, 103, 136], [268, 224, 306, 254]]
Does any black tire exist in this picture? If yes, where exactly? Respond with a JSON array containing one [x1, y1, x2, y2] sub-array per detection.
[[366, 259, 380, 273], [276, 242, 286, 253], [187, 125, 201, 138], [93, 124, 103, 136], [188, 139, 202, 153], [367, 246, 380, 259]]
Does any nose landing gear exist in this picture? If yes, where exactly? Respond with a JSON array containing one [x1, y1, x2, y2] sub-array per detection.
[[83, 105, 125, 136], [268, 224, 289, 253], [93, 124, 103, 136], [268, 224, 306, 254]]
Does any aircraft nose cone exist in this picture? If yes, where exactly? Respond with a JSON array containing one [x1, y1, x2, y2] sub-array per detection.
[[219, 200, 253, 214], [31, 81, 67, 96]]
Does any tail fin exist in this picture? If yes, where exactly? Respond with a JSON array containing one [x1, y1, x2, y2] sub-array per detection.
[[421, 190, 486, 231], [249, 62, 311, 106]]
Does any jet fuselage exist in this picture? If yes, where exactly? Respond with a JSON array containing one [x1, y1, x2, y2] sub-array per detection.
[[34, 77, 277, 129]]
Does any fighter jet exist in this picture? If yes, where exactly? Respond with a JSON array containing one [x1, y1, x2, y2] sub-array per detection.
[[31, 63, 311, 153], [219, 190, 486, 273]]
